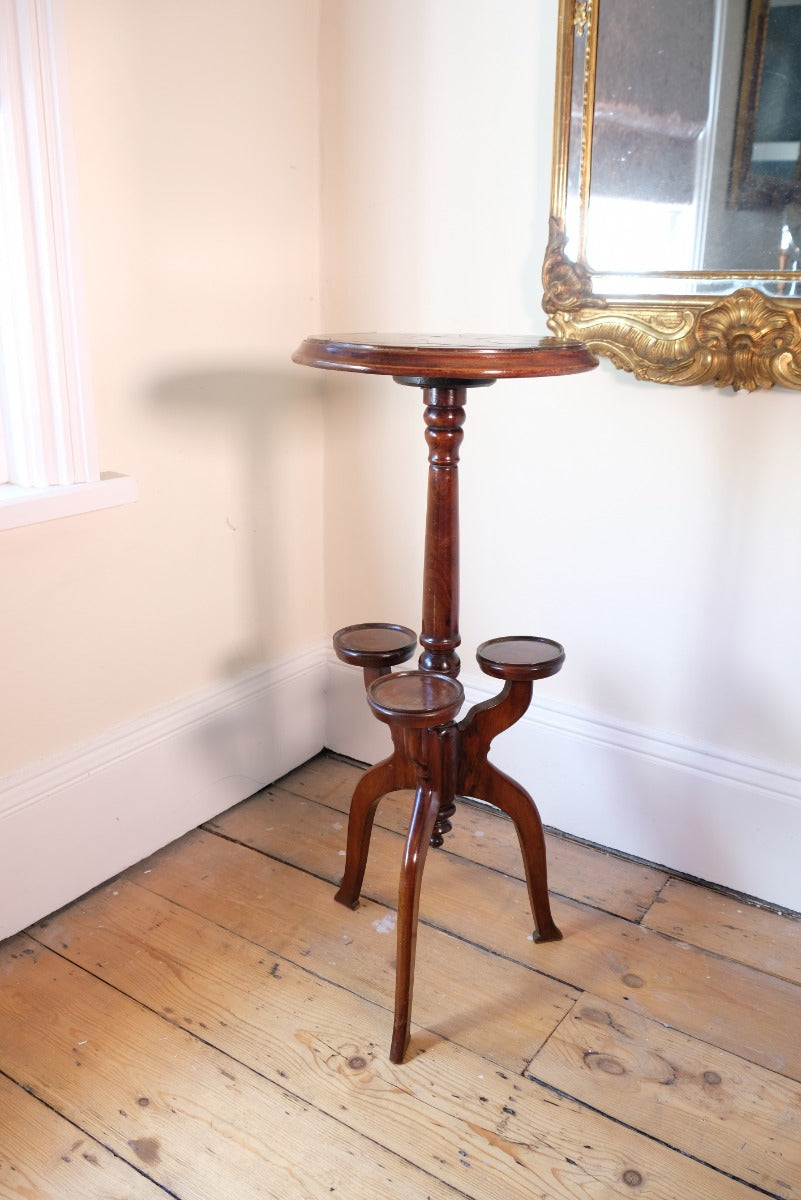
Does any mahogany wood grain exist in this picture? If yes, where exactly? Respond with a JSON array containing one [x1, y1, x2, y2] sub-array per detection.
[[294, 335, 598, 1061], [419, 387, 464, 676], [458, 679, 561, 945], [274, 754, 670, 923], [333, 733, 416, 909], [333, 623, 418, 687], [292, 333, 598, 379], [363, 671, 463, 1061]]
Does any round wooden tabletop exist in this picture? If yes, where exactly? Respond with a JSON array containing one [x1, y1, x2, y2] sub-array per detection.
[[292, 334, 598, 380], [476, 636, 566, 681], [366, 670, 465, 728]]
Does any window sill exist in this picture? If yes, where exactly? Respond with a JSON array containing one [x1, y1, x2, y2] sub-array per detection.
[[0, 473, 137, 531]]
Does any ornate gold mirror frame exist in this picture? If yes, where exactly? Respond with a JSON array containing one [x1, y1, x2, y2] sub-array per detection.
[[542, 0, 801, 391]]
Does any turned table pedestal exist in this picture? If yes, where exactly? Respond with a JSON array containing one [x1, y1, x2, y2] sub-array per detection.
[[292, 334, 597, 1061]]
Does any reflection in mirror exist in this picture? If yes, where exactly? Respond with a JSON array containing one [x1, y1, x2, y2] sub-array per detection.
[[587, 1, 718, 274], [544, 0, 801, 390], [581, 0, 801, 279], [730, 0, 801, 225]]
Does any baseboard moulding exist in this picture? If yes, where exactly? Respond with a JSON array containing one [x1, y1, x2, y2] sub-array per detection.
[[0, 644, 327, 940], [4, 645, 798, 943], [326, 656, 801, 914]]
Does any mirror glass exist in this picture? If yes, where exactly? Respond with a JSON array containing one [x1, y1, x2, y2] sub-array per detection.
[[568, 0, 801, 297]]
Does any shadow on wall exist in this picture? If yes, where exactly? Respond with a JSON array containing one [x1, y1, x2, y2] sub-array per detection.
[[320, 368, 427, 636], [148, 366, 324, 679]]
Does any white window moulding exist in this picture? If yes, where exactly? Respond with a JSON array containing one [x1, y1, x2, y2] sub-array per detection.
[[1, 0, 129, 518], [0, 471, 137, 531]]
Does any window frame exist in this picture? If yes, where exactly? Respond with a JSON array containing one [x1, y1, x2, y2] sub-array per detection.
[[0, 0, 135, 527]]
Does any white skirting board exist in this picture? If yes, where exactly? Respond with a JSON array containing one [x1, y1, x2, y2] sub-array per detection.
[[3, 646, 798, 943], [326, 658, 801, 914], [0, 646, 327, 941]]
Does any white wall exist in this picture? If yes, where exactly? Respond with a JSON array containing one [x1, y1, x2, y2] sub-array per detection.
[[320, 0, 801, 910], [2, 0, 799, 937], [0, 0, 326, 937]]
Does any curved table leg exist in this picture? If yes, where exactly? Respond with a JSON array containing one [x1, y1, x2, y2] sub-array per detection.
[[473, 760, 561, 943], [390, 734, 445, 1063], [334, 731, 416, 909], [459, 681, 561, 943]]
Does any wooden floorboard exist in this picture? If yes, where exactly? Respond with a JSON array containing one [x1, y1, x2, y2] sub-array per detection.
[[267, 754, 670, 922], [206, 781, 801, 1081], [0, 1069, 168, 1200], [1, 751, 799, 1199], [642, 877, 801, 985]]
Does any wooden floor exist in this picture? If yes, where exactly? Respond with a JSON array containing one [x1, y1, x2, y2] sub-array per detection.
[[1, 753, 800, 1199]]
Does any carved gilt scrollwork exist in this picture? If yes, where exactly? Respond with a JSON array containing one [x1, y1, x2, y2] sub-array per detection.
[[573, 0, 590, 36], [542, 216, 599, 312], [544, 0, 801, 392], [544, 279, 801, 392]]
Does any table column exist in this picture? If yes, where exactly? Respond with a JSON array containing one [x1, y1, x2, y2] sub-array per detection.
[[418, 384, 465, 677]]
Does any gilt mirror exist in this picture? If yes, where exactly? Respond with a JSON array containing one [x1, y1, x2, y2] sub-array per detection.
[[543, 0, 801, 390]]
